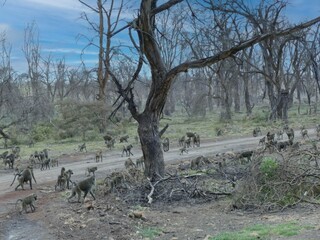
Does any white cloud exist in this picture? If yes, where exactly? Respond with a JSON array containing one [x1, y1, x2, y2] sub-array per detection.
[[23, 0, 85, 12], [42, 47, 98, 55]]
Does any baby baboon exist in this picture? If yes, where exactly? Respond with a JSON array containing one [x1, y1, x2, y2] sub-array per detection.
[[68, 175, 96, 203], [179, 146, 188, 155], [11, 166, 37, 190], [85, 166, 97, 176], [121, 144, 133, 157], [78, 143, 87, 152], [119, 135, 129, 143], [15, 193, 37, 214], [40, 158, 51, 171], [135, 156, 144, 169], [124, 158, 136, 169], [95, 150, 103, 162]]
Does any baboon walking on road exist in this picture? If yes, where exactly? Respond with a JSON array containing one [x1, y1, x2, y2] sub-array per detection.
[[11, 166, 37, 190], [68, 175, 96, 203], [15, 193, 37, 214]]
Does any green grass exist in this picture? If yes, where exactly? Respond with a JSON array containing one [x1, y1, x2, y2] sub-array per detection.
[[137, 226, 162, 239], [210, 222, 312, 240]]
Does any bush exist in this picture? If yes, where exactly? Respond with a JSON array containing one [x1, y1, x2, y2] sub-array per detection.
[[31, 124, 53, 141]]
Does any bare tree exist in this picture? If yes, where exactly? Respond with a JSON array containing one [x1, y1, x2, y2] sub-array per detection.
[[94, 1, 320, 180]]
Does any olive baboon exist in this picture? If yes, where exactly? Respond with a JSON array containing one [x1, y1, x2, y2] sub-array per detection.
[[179, 146, 188, 155], [191, 156, 210, 169], [11, 166, 37, 190], [193, 133, 201, 147], [85, 166, 97, 176], [105, 138, 115, 150], [0, 150, 9, 160], [266, 132, 275, 142], [78, 143, 87, 152], [15, 193, 37, 214], [162, 137, 170, 152], [124, 158, 136, 169], [252, 127, 262, 137], [238, 150, 254, 163], [4, 153, 15, 169], [51, 158, 59, 167], [178, 136, 185, 147], [121, 144, 133, 157], [119, 135, 129, 143], [68, 175, 96, 203], [40, 158, 51, 171], [259, 136, 266, 145], [103, 134, 113, 142], [286, 128, 295, 141], [276, 141, 291, 152], [55, 168, 73, 190], [276, 130, 284, 140], [300, 129, 309, 139], [135, 156, 144, 169], [95, 150, 103, 162]]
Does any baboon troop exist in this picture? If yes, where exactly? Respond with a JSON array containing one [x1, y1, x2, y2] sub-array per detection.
[[78, 143, 87, 152], [85, 166, 98, 176], [122, 144, 133, 157], [68, 175, 96, 203], [95, 150, 103, 162], [11, 166, 37, 190], [15, 193, 37, 214]]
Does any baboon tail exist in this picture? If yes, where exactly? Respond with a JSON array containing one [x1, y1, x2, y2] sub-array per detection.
[[10, 174, 18, 186]]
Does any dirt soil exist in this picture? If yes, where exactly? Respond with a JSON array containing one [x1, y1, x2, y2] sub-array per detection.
[[1, 133, 320, 240]]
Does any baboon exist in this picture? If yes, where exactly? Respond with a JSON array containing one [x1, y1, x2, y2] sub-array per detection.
[[238, 150, 254, 163], [40, 158, 51, 171], [105, 138, 115, 150], [301, 129, 309, 139], [276, 141, 291, 152], [193, 133, 201, 147], [85, 166, 97, 176], [286, 128, 295, 141], [259, 136, 266, 145], [191, 156, 210, 169], [162, 137, 170, 152], [11, 166, 37, 190], [103, 134, 113, 142], [119, 135, 129, 143], [184, 138, 191, 148], [43, 148, 49, 159], [178, 136, 185, 147], [135, 156, 144, 169], [124, 158, 136, 169], [95, 150, 103, 162], [276, 130, 284, 140], [121, 144, 133, 157], [15, 193, 37, 214], [179, 146, 188, 155], [253, 127, 262, 137], [12, 146, 20, 156], [51, 158, 59, 167], [4, 153, 15, 169], [55, 168, 73, 190], [266, 132, 275, 142], [78, 143, 87, 152], [216, 128, 223, 136], [105, 172, 126, 193], [68, 175, 96, 203], [0, 150, 9, 160]]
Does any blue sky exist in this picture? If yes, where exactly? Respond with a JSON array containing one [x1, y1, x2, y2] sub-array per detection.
[[0, 0, 319, 74]]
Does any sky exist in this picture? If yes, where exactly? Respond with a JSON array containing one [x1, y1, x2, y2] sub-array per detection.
[[0, 0, 319, 74]]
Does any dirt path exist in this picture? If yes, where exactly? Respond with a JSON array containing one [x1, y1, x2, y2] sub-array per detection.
[[0, 129, 319, 240]]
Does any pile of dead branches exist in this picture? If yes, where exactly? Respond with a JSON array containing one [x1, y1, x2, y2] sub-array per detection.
[[232, 142, 320, 212]]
